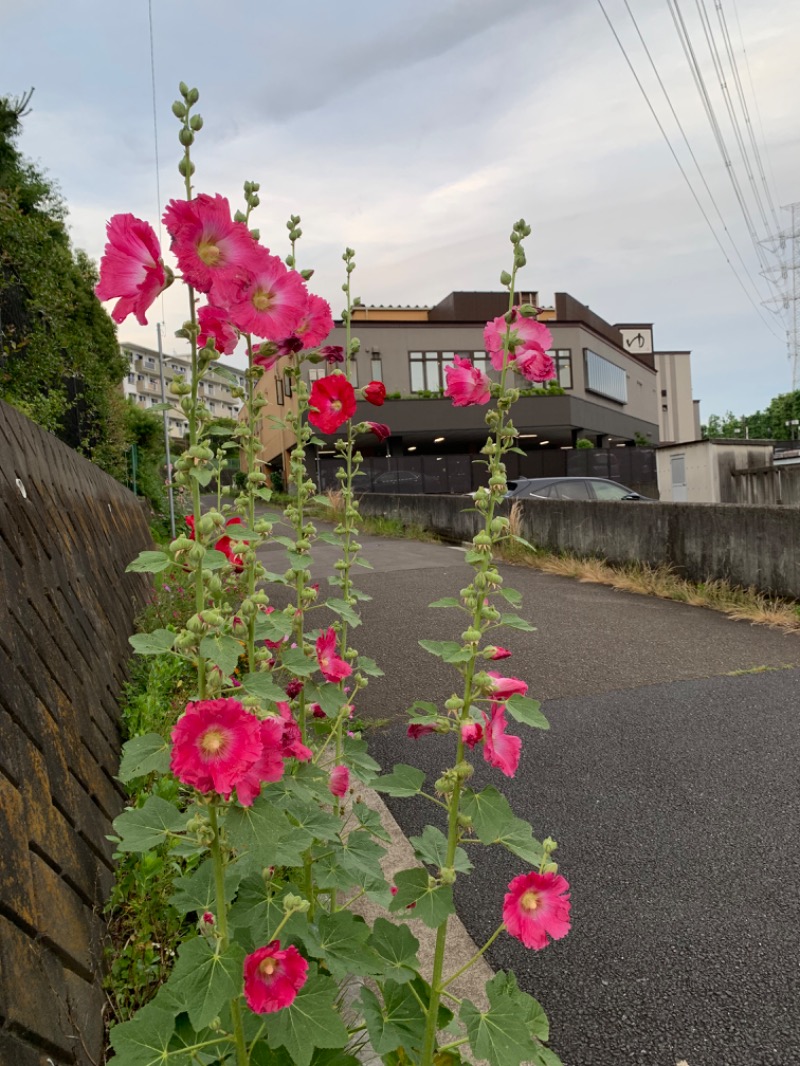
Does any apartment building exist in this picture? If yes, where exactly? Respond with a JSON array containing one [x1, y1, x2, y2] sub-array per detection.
[[121, 342, 246, 438]]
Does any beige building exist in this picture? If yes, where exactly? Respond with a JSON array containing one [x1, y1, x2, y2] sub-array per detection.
[[121, 342, 246, 439], [656, 438, 774, 502], [615, 324, 701, 445]]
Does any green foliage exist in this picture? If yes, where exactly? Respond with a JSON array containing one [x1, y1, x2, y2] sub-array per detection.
[[575, 437, 594, 449], [703, 390, 800, 440]]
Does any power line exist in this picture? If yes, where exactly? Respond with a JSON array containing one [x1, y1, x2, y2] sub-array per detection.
[[594, 0, 783, 341]]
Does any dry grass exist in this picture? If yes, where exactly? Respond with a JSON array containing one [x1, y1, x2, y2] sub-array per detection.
[[325, 488, 345, 518], [497, 514, 800, 633]]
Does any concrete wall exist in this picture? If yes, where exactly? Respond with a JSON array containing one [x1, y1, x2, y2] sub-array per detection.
[[358, 492, 800, 600], [0, 400, 152, 1065]]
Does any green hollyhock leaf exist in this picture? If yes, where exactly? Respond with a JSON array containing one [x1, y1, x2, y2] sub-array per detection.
[[264, 971, 349, 1066], [309, 850, 363, 894], [125, 550, 172, 574], [228, 878, 307, 943], [170, 857, 242, 916], [353, 555, 374, 569], [505, 694, 549, 730], [356, 655, 384, 677], [253, 610, 295, 642], [461, 981, 538, 1066], [336, 829, 386, 881], [367, 917, 420, 984], [498, 586, 523, 606], [281, 795, 341, 843], [373, 764, 425, 797], [342, 736, 381, 782], [418, 639, 472, 663], [429, 596, 461, 607], [360, 981, 426, 1056], [166, 936, 244, 1031], [461, 787, 516, 844], [304, 681, 347, 718], [409, 825, 472, 874], [202, 548, 231, 569], [225, 796, 305, 867], [490, 971, 550, 1042], [199, 633, 243, 677], [318, 532, 344, 546], [117, 733, 170, 783], [353, 800, 392, 843], [108, 1002, 176, 1064], [389, 868, 455, 928], [498, 613, 537, 632], [326, 598, 362, 627], [497, 817, 544, 866], [128, 628, 176, 656], [239, 671, 287, 702], [281, 646, 317, 677], [167, 1011, 231, 1059], [112, 795, 190, 853], [302, 911, 377, 980]]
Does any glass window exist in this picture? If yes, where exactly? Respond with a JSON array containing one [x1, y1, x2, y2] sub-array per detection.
[[284, 374, 292, 398], [309, 368, 326, 382], [370, 356, 382, 382], [410, 355, 426, 393], [127, 373, 134, 384], [276, 379, 284, 406], [591, 481, 632, 500], [554, 480, 591, 500], [547, 349, 572, 389], [584, 349, 627, 403]]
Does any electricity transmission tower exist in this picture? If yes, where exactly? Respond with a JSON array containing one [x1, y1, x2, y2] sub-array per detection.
[[762, 203, 800, 392]]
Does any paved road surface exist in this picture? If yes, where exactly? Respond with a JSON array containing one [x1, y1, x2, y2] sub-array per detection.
[[255, 515, 800, 1065]]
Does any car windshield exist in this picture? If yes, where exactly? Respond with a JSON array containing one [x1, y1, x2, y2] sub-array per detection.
[[592, 481, 635, 500]]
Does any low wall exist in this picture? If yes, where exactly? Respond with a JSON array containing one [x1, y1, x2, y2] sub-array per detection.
[[358, 493, 800, 600], [0, 400, 152, 1065], [731, 464, 800, 507]]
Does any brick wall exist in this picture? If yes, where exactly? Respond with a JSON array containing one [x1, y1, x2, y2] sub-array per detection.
[[0, 399, 152, 1065]]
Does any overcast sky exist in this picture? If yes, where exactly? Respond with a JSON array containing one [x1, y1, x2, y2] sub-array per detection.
[[2, 0, 799, 420]]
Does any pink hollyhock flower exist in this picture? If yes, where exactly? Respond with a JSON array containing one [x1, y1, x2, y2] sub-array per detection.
[[329, 765, 350, 798], [295, 293, 333, 349], [487, 671, 528, 699], [310, 703, 327, 719], [95, 213, 166, 325], [276, 703, 313, 762], [276, 335, 305, 356], [516, 348, 556, 384], [366, 422, 391, 443], [362, 381, 387, 406], [407, 723, 436, 739], [502, 871, 571, 950], [236, 718, 286, 806], [444, 355, 491, 407], [316, 627, 353, 683], [198, 304, 238, 355], [253, 343, 280, 371], [319, 345, 344, 364], [308, 375, 357, 434], [461, 722, 484, 749], [484, 311, 553, 372], [482, 703, 522, 778], [216, 245, 308, 340], [243, 941, 308, 1014], [163, 193, 256, 294], [487, 646, 512, 660], [285, 679, 304, 699], [170, 699, 263, 799]]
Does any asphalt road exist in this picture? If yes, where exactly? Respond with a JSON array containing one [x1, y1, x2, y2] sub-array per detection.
[[256, 516, 800, 1066]]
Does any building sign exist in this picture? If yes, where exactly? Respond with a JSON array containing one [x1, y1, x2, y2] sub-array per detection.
[[619, 327, 653, 355]]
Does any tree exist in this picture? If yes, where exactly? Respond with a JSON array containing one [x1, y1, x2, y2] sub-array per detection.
[[0, 91, 129, 475], [703, 391, 800, 440]]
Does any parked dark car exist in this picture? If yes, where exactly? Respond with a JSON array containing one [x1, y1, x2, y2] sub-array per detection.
[[505, 477, 653, 501]]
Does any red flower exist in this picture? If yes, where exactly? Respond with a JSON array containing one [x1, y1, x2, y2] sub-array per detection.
[[487, 671, 528, 699], [482, 702, 521, 777], [319, 345, 344, 364], [170, 699, 263, 799], [308, 375, 357, 434], [235, 718, 286, 806], [163, 193, 256, 295], [198, 304, 238, 355], [95, 213, 166, 325], [366, 422, 391, 443], [310, 703, 327, 719], [503, 871, 571, 950], [315, 627, 353, 683], [243, 942, 308, 1013], [329, 765, 350, 798], [461, 722, 483, 748], [407, 723, 436, 739], [362, 381, 386, 406]]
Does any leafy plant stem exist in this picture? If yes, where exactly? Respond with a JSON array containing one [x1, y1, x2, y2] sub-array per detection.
[[209, 803, 248, 1066], [441, 923, 504, 990]]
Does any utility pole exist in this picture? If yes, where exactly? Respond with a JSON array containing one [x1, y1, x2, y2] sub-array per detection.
[[762, 202, 800, 393], [156, 323, 177, 539]]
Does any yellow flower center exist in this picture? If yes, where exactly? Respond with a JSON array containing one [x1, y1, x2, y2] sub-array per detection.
[[197, 239, 222, 266], [252, 288, 274, 311], [259, 958, 277, 978], [200, 727, 226, 756], [520, 889, 540, 913], [331, 400, 341, 413]]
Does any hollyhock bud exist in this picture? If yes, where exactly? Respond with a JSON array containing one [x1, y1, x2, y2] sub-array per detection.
[[328, 765, 350, 798], [461, 722, 484, 748], [362, 381, 386, 406], [285, 680, 303, 699], [486, 646, 512, 660]]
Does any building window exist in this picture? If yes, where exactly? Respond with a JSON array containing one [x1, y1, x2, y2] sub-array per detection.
[[661, 389, 667, 397], [547, 349, 572, 389], [370, 355, 383, 382], [284, 374, 292, 398], [409, 351, 458, 393], [584, 349, 627, 403], [146, 357, 155, 368], [309, 368, 327, 382], [276, 379, 284, 406], [127, 373, 135, 384]]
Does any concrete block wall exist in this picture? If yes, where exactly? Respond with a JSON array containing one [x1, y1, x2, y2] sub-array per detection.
[[358, 493, 800, 600], [0, 400, 152, 1065]]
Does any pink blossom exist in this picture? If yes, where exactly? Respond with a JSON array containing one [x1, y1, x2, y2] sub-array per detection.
[[243, 942, 308, 1013], [310, 703, 327, 719], [201, 911, 215, 926], [235, 718, 286, 806], [316, 627, 353, 683], [253, 344, 280, 371], [198, 304, 238, 355], [444, 355, 491, 407], [503, 871, 571, 950], [163, 193, 256, 294], [363, 381, 387, 406], [285, 679, 304, 699], [215, 245, 308, 340], [319, 345, 344, 364], [461, 722, 484, 749], [482, 703, 521, 777], [308, 375, 357, 435], [95, 213, 166, 325], [487, 646, 512, 660], [295, 294, 333, 349], [484, 311, 553, 372], [487, 671, 528, 699], [170, 699, 263, 799], [515, 348, 556, 384], [407, 723, 436, 739], [366, 422, 391, 443], [329, 765, 350, 798], [276, 703, 313, 762]]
